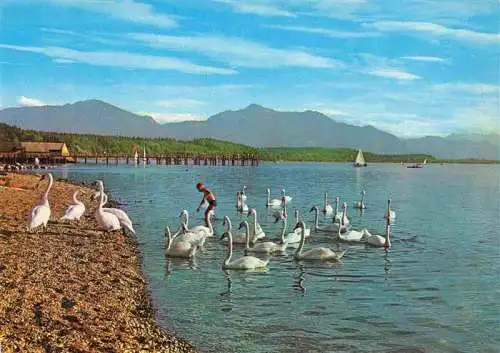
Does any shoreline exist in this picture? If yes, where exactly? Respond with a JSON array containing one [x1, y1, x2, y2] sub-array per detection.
[[0, 172, 196, 352]]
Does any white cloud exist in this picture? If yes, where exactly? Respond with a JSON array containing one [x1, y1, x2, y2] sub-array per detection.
[[129, 33, 343, 69], [319, 108, 351, 117], [49, 0, 177, 28], [214, 0, 295, 17], [433, 83, 499, 95], [0, 44, 236, 75], [369, 21, 500, 43], [155, 98, 207, 109], [139, 112, 207, 124], [265, 24, 379, 38], [368, 68, 421, 80], [401, 56, 445, 62], [18, 96, 47, 107]]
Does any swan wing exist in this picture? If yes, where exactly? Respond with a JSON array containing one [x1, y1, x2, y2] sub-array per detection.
[[29, 205, 51, 230], [96, 211, 121, 231], [61, 204, 85, 220], [167, 241, 196, 258], [227, 256, 268, 269]]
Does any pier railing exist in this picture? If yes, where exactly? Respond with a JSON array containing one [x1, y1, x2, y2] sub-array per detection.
[[0, 152, 260, 167]]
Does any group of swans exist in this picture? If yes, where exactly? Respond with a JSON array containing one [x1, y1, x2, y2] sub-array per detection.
[[93, 180, 135, 234], [27, 175, 135, 235]]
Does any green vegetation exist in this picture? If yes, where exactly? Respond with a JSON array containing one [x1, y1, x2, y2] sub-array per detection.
[[2, 122, 497, 163]]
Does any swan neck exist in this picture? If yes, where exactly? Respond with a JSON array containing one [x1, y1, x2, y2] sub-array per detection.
[[280, 218, 286, 243], [253, 212, 257, 235], [224, 231, 233, 265], [72, 191, 80, 205], [324, 192, 328, 208], [244, 224, 250, 249], [165, 229, 171, 250], [296, 223, 305, 256]]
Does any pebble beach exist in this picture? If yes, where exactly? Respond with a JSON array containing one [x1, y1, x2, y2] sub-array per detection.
[[0, 172, 196, 353]]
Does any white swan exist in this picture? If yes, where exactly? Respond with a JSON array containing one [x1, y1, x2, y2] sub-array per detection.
[[60, 190, 86, 221], [294, 221, 346, 262], [322, 192, 333, 215], [28, 173, 53, 231], [174, 211, 214, 247], [240, 185, 247, 202], [384, 201, 396, 224], [164, 226, 197, 258], [293, 209, 311, 237], [247, 208, 265, 240], [361, 200, 392, 250], [274, 211, 308, 245], [179, 209, 213, 237], [266, 188, 282, 208], [337, 203, 366, 242], [95, 183, 135, 234], [221, 216, 257, 245], [354, 190, 367, 209], [220, 227, 269, 270], [333, 196, 350, 225], [94, 180, 121, 232], [281, 188, 292, 204], [310, 206, 348, 233], [241, 220, 287, 254], [236, 192, 249, 213]]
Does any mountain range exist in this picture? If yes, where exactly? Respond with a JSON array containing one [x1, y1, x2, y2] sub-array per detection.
[[0, 100, 498, 159]]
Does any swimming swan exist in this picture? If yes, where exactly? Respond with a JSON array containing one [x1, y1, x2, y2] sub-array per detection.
[[60, 190, 86, 221], [337, 203, 366, 242], [241, 220, 287, 254], [247, 208, 265, 240], [266, 188, 282, 208], [310, 206, 348, 233], [322, 192, 333, 216], [333, 196, 350, 225], [354, 190, 367, 209], [236, 191, 249, 213], [179, 209, 213, 237], [94, 180, 121, 232], [28, 173, 53, 231], [164, 226, 197, 258], [220, 227, 269, 270], [281, 188, 292, 205], [240, 185, 248, 202], [221, 216, 258, 245], [293, 209, 311, 237], [294, 221, 346, 262], [361, 200, 392, 251]]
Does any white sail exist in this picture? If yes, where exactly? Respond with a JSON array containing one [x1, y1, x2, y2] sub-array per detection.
[[355, 149, 366, 165]]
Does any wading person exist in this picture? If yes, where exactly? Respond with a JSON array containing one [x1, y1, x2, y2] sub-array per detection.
[[196, 182, 216, 226]]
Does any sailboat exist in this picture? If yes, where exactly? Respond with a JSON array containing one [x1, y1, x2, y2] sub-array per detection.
[[134, 150, 139, 165], [353, 149, 367, 167]]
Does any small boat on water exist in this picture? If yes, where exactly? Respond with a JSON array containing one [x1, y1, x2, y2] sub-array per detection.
[[407, 159, 427, 169], [353, 149, 367, 167]]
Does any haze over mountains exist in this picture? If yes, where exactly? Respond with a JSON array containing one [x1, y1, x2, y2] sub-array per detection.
[[0, 100, 498, 159]]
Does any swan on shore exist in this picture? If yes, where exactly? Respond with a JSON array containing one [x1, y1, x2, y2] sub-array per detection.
[[28, 173, 53, 232], [294, 221, 346, 262], [60, 190, 86, 221], [266, 188, 282, 208], [322, 192, 333, 215], [241, 220, 287, 254], [164, 226, 197, 258], [94, 180, 121, 232], [354, 190, 367, 209], [361, 200, 392, 251], [95, 182, 135, 234], [220, 225, 269, 270], [310, 206, 348, 233]]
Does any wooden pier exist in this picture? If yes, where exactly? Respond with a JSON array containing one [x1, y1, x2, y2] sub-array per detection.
[[0, 152, 260, 167]]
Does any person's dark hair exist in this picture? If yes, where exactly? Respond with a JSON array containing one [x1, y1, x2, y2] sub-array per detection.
[[196, 182, 203, 189]]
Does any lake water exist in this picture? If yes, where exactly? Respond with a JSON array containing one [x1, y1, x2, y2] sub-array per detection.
[[50, 163, 499, 353]]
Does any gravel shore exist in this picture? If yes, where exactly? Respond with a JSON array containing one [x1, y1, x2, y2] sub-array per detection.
[[0, 172, 196, 353]]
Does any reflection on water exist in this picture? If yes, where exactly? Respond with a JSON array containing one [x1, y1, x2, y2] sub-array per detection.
[[49, 163, 500, 353]]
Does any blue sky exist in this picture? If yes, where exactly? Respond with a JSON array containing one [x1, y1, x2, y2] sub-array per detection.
[[1, 0, 498, 137]]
